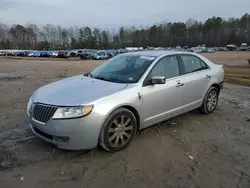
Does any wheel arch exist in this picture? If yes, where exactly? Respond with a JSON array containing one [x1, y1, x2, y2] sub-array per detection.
[[120, 105, 141, 130], [200, 83, 220, 114], [100, 104, 141, 132], [97, 104, 141, 151], [202, 83, 221, 105], [210, 83, 220, 93]]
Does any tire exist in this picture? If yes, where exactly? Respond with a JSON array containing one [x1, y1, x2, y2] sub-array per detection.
[[99, 108, 137, 152], [200, 86, 219, 114]]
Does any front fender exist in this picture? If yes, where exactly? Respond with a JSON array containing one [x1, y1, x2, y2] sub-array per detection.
[[92, 87, 142, 130]]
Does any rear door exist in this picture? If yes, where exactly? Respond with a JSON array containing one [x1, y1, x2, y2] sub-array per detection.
[[179, 54, 212, 109]]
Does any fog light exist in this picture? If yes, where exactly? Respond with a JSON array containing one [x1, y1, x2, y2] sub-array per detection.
[[53, 136, 70, 143]]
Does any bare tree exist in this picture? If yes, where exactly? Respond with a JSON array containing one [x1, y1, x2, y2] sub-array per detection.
[[0, 13, 250, 50]]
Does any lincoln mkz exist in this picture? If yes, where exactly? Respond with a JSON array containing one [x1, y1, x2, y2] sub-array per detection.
[[27, 51, 224, 151]]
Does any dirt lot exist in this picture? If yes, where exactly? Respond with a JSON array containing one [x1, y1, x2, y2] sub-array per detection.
[[0, 51, 250, 188], [204, 51, 250, 86]]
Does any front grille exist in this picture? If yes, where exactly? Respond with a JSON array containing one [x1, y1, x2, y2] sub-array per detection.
[[33, 104, 57, 123]]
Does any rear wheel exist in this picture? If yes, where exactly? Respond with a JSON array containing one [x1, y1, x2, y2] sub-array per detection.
[[99, 108, 137, 152], [200, 86, 219, 114]]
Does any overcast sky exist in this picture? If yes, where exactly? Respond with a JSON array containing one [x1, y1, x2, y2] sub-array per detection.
[[0, 0, 249, 28]]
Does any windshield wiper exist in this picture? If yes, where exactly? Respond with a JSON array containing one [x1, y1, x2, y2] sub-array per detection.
[[93, 76, 111, 82], [92, 76, 124, 83]]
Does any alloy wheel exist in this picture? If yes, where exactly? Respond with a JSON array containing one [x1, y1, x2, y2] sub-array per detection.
[[108, 115, 134, 147], [207, 90, 217, 111]]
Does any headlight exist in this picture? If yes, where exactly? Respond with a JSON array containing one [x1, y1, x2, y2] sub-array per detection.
[[52, 105, 93, 119], [27, 97, 33, 116]]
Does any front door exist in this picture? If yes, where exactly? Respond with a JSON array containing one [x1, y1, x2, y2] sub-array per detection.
[[141, 55, 185, 128]]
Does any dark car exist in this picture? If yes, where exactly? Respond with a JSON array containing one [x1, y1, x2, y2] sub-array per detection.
[[16, 51, 29, 56], [40, 51, 51, 57], [80, 52, 92, 60], [6, 52, 16, 56], [66, 51, 77, 57], [57, 51, 67, 58], [226, 44, 237, 51]]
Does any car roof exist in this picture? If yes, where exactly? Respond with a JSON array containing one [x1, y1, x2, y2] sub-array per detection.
[[124, 50, 195, 57]]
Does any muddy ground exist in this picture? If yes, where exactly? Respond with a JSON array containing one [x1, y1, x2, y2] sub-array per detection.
[[0, 52, 250, 188]]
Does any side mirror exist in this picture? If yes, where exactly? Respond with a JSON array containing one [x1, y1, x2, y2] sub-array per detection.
[[150, 76, 166, 85]]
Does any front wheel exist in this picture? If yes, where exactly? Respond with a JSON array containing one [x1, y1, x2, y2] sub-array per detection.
[[99, 108, 137, 152], [200, 86, 219, 114]]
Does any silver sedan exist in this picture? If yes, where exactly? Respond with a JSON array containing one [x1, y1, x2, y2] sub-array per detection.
[[27, 51, 224, 151]]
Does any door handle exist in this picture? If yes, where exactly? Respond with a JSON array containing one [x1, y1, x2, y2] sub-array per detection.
[[206, 75, 211, 79], [175, 82, 184, 87]]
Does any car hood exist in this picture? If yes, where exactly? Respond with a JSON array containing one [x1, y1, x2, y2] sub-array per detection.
[[32, 75, 128, 106]]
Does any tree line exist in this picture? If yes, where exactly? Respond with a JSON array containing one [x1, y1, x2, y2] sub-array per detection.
[[0, 13, 249, 50]]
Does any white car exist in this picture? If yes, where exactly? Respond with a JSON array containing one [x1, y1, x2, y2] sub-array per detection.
[[52, 51, 59, 57]]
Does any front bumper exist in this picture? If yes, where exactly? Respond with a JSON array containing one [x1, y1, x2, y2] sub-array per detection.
[[28, 111, 105, 150]]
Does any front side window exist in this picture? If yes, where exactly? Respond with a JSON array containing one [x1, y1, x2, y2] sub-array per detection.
[[180, 55, 208, 74], [150, 56, 180, 79], [90, 55, 156, 83]]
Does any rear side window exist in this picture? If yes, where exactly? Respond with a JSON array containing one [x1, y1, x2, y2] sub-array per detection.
[[180, 55, 208, 74]]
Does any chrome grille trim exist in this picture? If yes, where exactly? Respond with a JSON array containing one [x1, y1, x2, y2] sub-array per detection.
[[32, 104, 57, 123]]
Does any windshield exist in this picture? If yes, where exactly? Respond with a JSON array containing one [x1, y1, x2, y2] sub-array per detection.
[[89, 55, 155, 83]]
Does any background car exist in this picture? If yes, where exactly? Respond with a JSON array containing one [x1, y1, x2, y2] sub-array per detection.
[[52, 51, 59, 57], [28, 51, 41, 57], [92, 51, 109, 60], [57, 51, 67, 58], [0, 51, 6, 56], [79, 52, 92, 59], [40, 51, 52, 57]]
